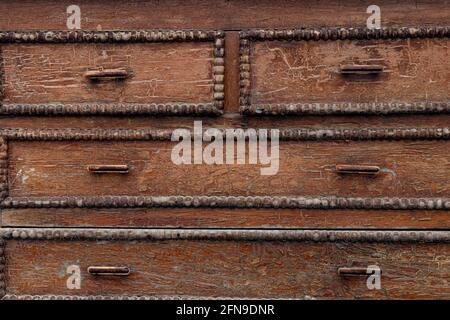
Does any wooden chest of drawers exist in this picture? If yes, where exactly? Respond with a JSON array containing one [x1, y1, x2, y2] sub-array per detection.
[[0, 0, 449, 300]]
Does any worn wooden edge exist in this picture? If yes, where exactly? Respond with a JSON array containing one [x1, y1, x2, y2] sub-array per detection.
[[0, 237, 5, 298], [1, 228, 449, 243], [0, 30, 225, 43], [2, 196, 450, 210], [1, 294, 298, 300], [241, 102, 450, 116], [1, 127, 450, 141], [0, 103, 223, 116], [239, 26, 450, 115], [239, 26, 450, 41]]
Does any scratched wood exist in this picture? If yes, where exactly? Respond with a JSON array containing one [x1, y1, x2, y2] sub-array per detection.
[[2, 208, 450, 229], [1, 43, 214, 104], [250, 38, 450, 106], [7, 140, 450, 198], [2, 115, 450, 130], [4, 240, 450, 299], [0, 0, 449, 30]]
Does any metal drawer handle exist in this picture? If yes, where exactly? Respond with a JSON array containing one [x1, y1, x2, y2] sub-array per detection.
[[84, 68, 130, 80], [87, 165, 129, 174], [339, 65, 384, 75], [87, 266, 131, 276], [338, 266, 383, 276], [336, 164, 380, 175]]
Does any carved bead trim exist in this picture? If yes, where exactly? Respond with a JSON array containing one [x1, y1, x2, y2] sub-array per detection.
[[0, 30, 224, 43], [0, 103, 222, 116], [239, 26, 450, 115], [213, 36, 225, 110], [2, 196, 450, 210], [1, 228, 449, 243], [1, 127, 450, 141], [240, 26, 450, 41], [239, 38, 251, 108], [242, 102, 450, 116], [0, 137, 7, 201]]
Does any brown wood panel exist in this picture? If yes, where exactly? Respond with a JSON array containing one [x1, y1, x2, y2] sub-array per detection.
[[0, 0, 448, 30], [2, 208, 450, 229], [224, 32, 240, 113], [4, 239, 450, 299], [1, 43, 213, 104], [250, 38, 450, 105], [2, 114, 450, 130], [7, 140, 450, 197]]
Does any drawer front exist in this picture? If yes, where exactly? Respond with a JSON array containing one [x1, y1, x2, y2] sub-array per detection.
[[2, 229, 449, 299], [7, 139, 450, 198], [0, 31, 224, 115], [240, 28, 450, 115]]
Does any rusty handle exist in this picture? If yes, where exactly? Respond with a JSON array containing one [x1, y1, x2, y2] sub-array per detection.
[[338, 266, 382, 276], [336, 164, 380, 175], [87, 165, 129, 174], [84, 68, 130, 80], [339, 65, 384, 75], [88, 266, 131, 276]]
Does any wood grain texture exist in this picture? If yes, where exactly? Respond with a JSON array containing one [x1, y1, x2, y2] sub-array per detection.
[[1, 43, 214, 104], [0, 0, 449, 30], [4, 239, 450, 299], [3, 208, 450, 230], [249, 38, 450, 106], [7, 139, 450, 198]]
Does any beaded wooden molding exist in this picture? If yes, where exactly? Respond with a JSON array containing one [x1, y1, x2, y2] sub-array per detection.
[[2, 196, 450, 211], [1, 127, 450, 141], [239, 26, 450, 116], [0, 30, 224, 116], [1, 127, 450, 210], [2, 228, 449, 243]]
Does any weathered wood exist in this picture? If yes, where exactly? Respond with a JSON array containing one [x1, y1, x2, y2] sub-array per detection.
[[4, 238, 450, 299], [7, 139, 450, 198], [1, 42, 216, 106], [244, 38, 450, 114], [0, 0, 449, 30], [3, 208, 450, 229]]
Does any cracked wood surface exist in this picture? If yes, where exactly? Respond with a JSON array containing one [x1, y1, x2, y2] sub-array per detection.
[[1, 43, 214, 104], [0, 0, 449, 30], [7, 140, 450, 198], [4, 239, 450, 299], [250, 38, 450, 106]]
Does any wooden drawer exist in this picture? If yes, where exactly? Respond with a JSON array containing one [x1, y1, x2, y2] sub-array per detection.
[[5, 130, 450, 199], [0, 31, 224, 116], [1, 229, 449, 299], [240, 28, 450, 115]]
